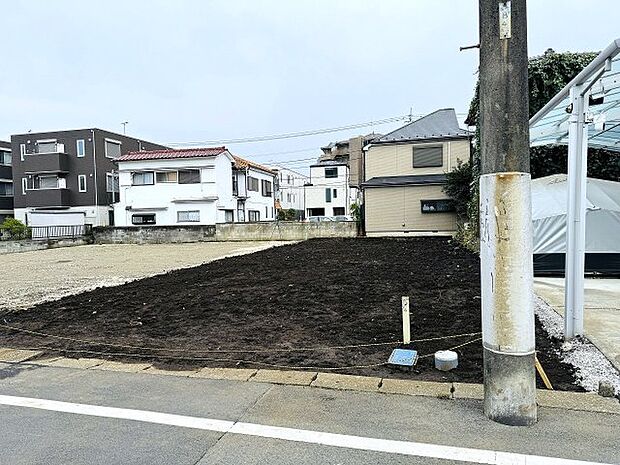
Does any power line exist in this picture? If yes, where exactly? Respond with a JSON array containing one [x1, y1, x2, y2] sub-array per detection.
[[166, 114, 409, 146]]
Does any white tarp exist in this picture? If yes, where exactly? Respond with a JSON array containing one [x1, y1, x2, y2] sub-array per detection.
[[532, 174, 620, 253]]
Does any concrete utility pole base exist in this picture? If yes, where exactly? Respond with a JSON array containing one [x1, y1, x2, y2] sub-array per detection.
[[483, 349, 537, 426], [480, 172, 537, 426]]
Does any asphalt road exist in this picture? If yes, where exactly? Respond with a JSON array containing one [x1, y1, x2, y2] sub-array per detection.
[[0, 362, 618, 465]]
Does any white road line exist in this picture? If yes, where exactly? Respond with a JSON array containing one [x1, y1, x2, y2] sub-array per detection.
[[0, 394, 612, 465]]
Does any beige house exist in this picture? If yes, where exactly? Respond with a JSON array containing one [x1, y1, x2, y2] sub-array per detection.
[[362, 109, 471, 236]]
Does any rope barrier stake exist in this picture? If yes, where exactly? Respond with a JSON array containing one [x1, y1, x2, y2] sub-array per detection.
[[402, 296, 411, 345]]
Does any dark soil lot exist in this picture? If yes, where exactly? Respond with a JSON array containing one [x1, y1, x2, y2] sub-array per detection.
[[0, 237, 580, 390]]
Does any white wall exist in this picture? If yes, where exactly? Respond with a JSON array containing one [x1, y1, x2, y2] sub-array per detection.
[[243, 167, 276, 221], [15, 206, 111, 227], [305, 164, 355, 217]]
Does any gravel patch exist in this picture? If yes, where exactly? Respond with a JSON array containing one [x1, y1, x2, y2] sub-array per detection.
[[0, 242, 288, 312], [535, 295, 620, 396]]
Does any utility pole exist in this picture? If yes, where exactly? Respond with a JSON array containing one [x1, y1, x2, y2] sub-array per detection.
[[478, 0, 537, 426]]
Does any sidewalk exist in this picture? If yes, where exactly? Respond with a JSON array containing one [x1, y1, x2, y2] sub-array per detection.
[[534, 277, 620, 371], [0, 358, 619, 464]]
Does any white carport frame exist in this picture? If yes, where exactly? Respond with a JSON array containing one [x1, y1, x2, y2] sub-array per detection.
[[530, 39, 620, 340]]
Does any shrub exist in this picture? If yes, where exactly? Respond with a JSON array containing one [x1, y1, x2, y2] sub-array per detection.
[[0, 218, 31, 240]]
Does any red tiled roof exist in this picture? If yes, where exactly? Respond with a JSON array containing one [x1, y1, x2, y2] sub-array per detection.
[[116, 147, 227, 162], [232, 155, 275, 175]]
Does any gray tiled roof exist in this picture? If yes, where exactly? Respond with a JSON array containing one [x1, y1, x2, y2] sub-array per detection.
[[375, 109, 470, 143], [362, 174, 447, 187]]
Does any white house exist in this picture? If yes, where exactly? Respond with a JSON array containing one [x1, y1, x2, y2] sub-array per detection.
[[305, 161, 356, 217], [113, 147, 276, 226], [270, 166, 308, 215], [231, 155, 277, 222]]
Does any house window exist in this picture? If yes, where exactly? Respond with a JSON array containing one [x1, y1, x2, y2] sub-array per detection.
[[325, 167, 338, 178], [78, 175, 87, 192], [21, 178, 27, 195], [247, 176, 259, 191], [177, 210, 200, 222], [413, 145, 443, 168], [0, 150, 11, 166], [76, 139, 85, 157], [132, 172, 154, 185], [420, 199, 456, 213], [333, 188, 337, 198], [156, 171, 178, 183], [20, 144, 26, 161], [237, 200, 245, 222], [37, 140, 57, 154], [232, 174, 239, 195], [224, 210, 234, 223], [178, 169, 200, 184], [132, 213, 156, 225], [105, 139, 122, 159], [325, 188, 332, 203], [106, 173, 119, 193], [333, 207, 345, 216], [287, 193, 291, 202], [26, 175, 63, 190], [248, 210, 260, 222], [261, 179, 272, 197], [0, 181, 13, 196]]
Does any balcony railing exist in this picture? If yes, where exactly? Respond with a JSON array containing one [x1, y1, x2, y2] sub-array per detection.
[[28, 143, 65, 155], [0, 196, 14, 210], [23, 151, 70, 173], [25, 188, 71, 208]]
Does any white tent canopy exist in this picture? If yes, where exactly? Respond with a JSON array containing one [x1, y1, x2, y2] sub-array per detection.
[[532, 174, 620, 254]]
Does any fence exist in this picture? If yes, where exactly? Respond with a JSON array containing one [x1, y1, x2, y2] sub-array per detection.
[[30, 224, 93, 240]]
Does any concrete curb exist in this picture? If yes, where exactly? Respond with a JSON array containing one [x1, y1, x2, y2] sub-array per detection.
[[2, 350, 618, 416]]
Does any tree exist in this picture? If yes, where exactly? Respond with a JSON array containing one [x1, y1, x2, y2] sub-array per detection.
[[452, 49, 620, 249]]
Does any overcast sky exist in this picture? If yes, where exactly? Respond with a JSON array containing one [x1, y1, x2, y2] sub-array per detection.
[[2, 1, 617, 171]]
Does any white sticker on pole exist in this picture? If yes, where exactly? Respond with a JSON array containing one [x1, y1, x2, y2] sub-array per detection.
[[499, 1, 511, 39], [479, 172, 535, 354]]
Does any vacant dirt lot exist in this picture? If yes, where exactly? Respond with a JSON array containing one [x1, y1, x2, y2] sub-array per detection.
[[0, 237, 580, 390], [0, 242, 288, 310]]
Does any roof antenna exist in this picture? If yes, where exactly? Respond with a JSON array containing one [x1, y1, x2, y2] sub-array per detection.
[[407, 107, 414, 122]]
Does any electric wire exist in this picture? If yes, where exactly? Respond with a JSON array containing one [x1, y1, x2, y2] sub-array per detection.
[[166, 115, 409, 146]]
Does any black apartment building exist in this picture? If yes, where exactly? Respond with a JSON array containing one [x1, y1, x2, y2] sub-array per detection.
[[0, 140, 13, 223], [11, 128, 166, 226]]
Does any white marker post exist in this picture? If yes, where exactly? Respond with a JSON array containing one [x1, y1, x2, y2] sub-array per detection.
[[401, 296, 411, 344]]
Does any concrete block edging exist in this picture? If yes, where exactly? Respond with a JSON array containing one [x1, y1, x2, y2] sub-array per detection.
[[3, 351, 618, 416]]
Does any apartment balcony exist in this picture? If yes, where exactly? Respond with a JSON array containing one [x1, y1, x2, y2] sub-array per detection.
[[25, 188, 71, 208], [0, 196, 13, 210], [23, 152, 70, 174]]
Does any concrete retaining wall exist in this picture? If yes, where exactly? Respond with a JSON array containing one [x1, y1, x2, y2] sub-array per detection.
[[92, 225, 217, 244], [215, 221, 358, 241], [93, 222, 357, 244], [0, 237, 91, 255]]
